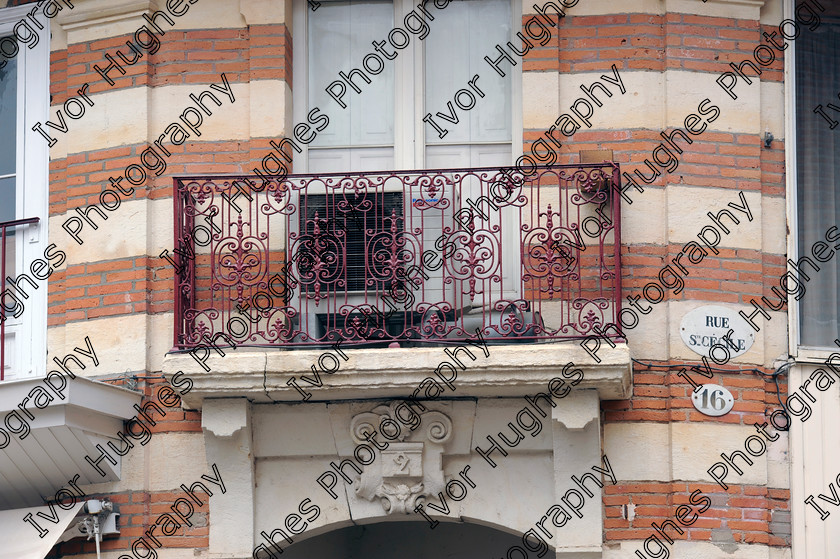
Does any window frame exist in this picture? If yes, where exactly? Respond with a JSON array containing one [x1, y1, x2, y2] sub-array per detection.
[[0, 4, 50, 380], [784, 0, 840, 361], [291, 0, 523, 173]]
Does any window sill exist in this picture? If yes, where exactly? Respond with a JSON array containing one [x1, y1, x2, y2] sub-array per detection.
[[791, 346, 840, 365]]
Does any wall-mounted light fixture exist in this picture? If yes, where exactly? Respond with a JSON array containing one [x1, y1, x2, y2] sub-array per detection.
[[60, 500, 119, 559]]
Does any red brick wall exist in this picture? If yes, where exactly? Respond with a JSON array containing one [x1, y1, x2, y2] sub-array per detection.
[[604, 482, 790, 546]]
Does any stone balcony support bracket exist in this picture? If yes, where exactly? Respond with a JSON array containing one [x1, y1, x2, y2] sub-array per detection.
[[202, 398, 255, 559], [552, 390, 604, 558]]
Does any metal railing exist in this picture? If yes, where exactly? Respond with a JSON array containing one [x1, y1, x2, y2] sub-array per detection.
[[173, 164, 621, 349], [1, 217, 40, 380]]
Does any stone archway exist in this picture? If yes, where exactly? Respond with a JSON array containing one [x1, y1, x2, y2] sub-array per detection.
[[280, 521, 530, 559]]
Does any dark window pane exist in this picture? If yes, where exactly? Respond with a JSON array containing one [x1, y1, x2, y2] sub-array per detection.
[[795, 15, 840, 347], [0, 176, 14, 224], [298, 192, 404, 293], [0, 175, 16, 280], [0, 52, 17, 177]]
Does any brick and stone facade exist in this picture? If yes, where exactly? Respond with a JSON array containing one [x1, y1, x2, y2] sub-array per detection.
[[7, 0, 800, 557]]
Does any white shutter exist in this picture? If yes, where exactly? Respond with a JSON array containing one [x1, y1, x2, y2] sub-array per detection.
[[424, 0, 511, 146], [309, 0, 395, 148]]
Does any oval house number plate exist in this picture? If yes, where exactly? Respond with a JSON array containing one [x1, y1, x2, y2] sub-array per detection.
[[691, 383, 735, 417]]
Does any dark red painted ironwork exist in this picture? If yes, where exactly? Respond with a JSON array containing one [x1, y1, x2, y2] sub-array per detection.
[[0, 216, 40, 380], [172, 164, 621, 349]]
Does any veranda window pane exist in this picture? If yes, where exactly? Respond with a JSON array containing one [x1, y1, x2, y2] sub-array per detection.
[[795, 18, 840, 347], [0, 54, 17, 177]]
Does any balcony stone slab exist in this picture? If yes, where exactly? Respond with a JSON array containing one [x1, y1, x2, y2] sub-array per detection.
[[162, 341, 632, 410]]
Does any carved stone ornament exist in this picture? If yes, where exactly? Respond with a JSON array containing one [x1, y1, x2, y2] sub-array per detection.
[[349, 402, 452, 514]]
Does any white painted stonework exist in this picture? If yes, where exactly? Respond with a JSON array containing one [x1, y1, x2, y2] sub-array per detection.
[[163, 343, 632, 559]]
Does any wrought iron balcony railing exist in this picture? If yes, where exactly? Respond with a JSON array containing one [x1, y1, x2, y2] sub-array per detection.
[[173, 164, 621, 349]]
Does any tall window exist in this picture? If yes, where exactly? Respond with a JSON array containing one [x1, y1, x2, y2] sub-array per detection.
[[0, 5, 50, 379], [794, 4, 840, 348], [288, 0, 519, 340], [0, 53, 16, 224], [296, 0, 516, 173]]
